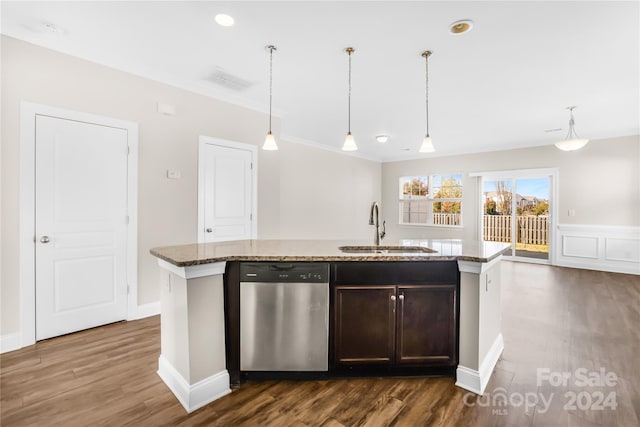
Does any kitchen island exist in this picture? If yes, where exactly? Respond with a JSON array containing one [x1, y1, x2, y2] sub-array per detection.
[[150, 239, 509, 413]]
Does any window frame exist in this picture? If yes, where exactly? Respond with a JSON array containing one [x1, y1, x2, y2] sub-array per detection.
[[398, 173, 463, 228]]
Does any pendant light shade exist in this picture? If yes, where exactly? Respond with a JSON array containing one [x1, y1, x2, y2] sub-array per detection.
[[343, 132, 357, 151], [555, 137, 588, 152], [555, 106, 588, 151], [419, 50, 434, 153], [262, 45, 278, 151], [420, 136, 435, 153], [342, 47, 357, 151], [263, 132, 277, 150]]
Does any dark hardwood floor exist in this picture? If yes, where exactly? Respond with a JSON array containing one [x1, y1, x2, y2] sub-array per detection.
[[1, 262, 639, 426]]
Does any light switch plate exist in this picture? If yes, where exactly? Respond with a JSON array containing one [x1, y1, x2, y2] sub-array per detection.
[[167, 170, 181, 179]]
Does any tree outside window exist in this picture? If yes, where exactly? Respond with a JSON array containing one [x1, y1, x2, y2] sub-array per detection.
[[399, 174, 462, 226]]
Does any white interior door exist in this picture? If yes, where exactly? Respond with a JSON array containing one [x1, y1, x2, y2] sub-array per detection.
[[200, 142, 254, 242], [35, 115, 129, 340]]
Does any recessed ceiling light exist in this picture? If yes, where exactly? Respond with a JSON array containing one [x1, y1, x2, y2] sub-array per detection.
[[449, 20, 473, 35], [215, 14, 235, 27], [376, 135, 389, 143]]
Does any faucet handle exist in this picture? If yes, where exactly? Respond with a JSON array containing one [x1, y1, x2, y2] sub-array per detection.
[[380, 220, 386, 239]]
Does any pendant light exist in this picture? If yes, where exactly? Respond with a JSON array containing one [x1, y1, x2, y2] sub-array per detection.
[[342, 47, 357, 151], [262, 45, 278, 150], [419, 50, 435, 153], [555, 106, 589, 151]]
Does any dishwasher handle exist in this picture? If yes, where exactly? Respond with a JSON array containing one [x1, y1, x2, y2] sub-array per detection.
[[269, 264, 295, 271]]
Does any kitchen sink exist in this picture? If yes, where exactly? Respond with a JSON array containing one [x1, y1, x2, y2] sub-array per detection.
[[338, 246, 437, 254], [339, 248, 387, 254], [383, 247, 437, 253]]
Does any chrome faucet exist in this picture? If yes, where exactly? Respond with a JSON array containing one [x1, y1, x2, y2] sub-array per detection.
[[369, 202, 386, 246]]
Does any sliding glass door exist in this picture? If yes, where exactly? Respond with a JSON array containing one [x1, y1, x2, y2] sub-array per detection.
[[482, 175, 551, 262]]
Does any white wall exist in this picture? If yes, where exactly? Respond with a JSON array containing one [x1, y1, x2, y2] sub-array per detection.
[[0, 36, 381, 337], [266, 140, 381, 240], [381, 136, 640, 242]]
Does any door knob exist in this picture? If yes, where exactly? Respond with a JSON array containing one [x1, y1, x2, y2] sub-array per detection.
[[390, 295, 396, 302], [206, 228, 213, 233], [40, 236, 50, 243]]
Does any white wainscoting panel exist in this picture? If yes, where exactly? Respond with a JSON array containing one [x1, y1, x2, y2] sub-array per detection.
[[555, 225, 640, 275], [562, 236, 598, 259], [606, 238, 640, 263]]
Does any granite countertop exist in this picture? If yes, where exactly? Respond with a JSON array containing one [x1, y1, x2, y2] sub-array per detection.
[[150, 239, 510, 267]]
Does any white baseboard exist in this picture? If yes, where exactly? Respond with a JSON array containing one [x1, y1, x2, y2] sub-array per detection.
[[456, 333, 504, 395], [456, 365, 483, 395], [3, 302, 161, 354], [555, 224, 640, 275], [157, 354, 231, 413], [136, 301, 161, 319], [0, 332, 22, 354]]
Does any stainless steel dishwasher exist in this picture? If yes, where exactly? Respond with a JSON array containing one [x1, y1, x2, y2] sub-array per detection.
[[240, 262, 329, 371]]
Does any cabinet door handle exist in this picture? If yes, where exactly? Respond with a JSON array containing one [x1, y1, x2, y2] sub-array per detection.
[[390, 294, 396, 313], [399, 294, 404, 301]]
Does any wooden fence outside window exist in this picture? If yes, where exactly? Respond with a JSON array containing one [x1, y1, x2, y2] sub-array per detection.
[[482, 214, 549, 245], [431, 213, 549, 246]]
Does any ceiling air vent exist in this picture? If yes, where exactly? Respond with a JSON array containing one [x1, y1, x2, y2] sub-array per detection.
[[208, 68, 253, 91]]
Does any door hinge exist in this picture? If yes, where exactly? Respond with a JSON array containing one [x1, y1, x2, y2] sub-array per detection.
[[250, 213, 253, 221], [127, 285, 130, 295], [125, 215, 130, 224], [250, 162, 253, 170], [127, 145, 130, 155]]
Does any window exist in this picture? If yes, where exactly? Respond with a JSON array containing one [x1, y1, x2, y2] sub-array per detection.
[[399, 173, 463, 226]]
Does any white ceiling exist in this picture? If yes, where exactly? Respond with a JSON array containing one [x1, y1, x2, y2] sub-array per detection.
[[2, 1, 638, 162]]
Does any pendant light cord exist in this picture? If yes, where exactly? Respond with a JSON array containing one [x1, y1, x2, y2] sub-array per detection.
[[425, 52, 430, 137], [348, 49, 352, 134], [567, 106, 578, 139], [268, 46, 274, 134]]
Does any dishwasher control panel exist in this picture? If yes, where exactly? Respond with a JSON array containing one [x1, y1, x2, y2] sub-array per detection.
[[240, 262, 329, 283]]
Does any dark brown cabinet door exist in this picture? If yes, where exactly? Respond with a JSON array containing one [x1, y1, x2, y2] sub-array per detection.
[[334, 286, 396, 364], [396, 284, 457, 365]]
